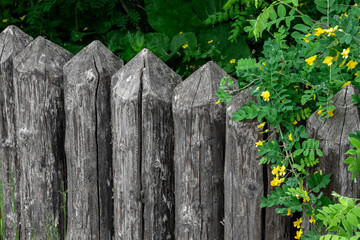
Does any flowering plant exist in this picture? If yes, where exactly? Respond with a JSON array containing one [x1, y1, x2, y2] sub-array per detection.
[[216, 0, 360, 239]]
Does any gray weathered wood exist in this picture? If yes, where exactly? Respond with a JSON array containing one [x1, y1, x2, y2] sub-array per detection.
[[0, 25, 33, 240], [224, 89, 264, 240], [172, 61, 227, 240], [112, 48, 181, 240], [307, 84, 360, 198], [64, 40, 123, 240], [13, 36, 72, 239]]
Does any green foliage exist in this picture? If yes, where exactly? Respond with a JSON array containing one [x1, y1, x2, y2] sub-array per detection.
[[317, 193, 360, 239], [217, 0, 360, 239], [0, 0, 253, 77], [206, 0, 269, 41], [345, 137, 360, 182]]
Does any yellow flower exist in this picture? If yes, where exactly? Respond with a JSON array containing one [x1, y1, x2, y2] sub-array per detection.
[[318, 110, 323, 115], [261, 91, 270, 101], [271, 167, 278, 176], [305, 55, 317, 66], [230, 59, 236, 64], [257, 122, 266, 130], [293, 218, 302, 228], [279, 165, 286, 176], [303, 33, 311, 43], [182, 44, 188, 49], [208, 40, 213, 44], [341, 48, 350, 59], [19, 15, 26, 21], [355, 72, 359, 77], [314, 28, 325, 36], [270, 176, 285, 186], [323, 56, 334, 66], [347, 60, 358, 70], [354, 3, 358, 7], [256, 140, 263, 146], [295, 229, 303, 239], [288, 133, 293, 142], [303, 191, 310, 202], [340, 12, 348, 19], [179, 32, 183, 34], [2, 19, 7, 23], [324, 26, 338, 37], [292, 120, 298, 125], [342, 81, 351, 88], [327, 109, 334, 117], [287, 209, 291, 216], [310, 215, 316, 224], [262, 62, 266, 66], [334, 51, 340, 61]]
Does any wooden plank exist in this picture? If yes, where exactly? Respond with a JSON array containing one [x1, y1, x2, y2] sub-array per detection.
[[13, 36, 72, 239], [64, 40, 123, 239], [172, 61, 227, 240], [111, 48, 181, 240], [307, 84, 360, 198], [0, 25, 33, 240], [224, 89, 264, 240]]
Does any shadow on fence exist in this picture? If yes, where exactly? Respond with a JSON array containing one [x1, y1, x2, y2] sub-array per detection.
[[0, 25, 358, 240]]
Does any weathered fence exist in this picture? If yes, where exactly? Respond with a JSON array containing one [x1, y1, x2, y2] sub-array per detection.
[[0, 25, 359, 240], [64, 40, 123, 239]]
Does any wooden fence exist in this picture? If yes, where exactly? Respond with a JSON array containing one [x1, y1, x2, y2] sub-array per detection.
[[0, 25, 359, 240]]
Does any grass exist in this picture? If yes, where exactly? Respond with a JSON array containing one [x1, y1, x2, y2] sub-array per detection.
[[0, 162, 67, 240]]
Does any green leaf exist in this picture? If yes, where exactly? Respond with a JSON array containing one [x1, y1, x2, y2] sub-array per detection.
[[350, 137, 360, 149], [345, 157, 355, 164], [302, 15, 313, 26], [277, 4, 286, 18], [293, 24, 310, 33], [347, 212, 358, 227]]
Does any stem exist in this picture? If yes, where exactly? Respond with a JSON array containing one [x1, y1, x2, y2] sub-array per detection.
[[279, 0, 330, 28]]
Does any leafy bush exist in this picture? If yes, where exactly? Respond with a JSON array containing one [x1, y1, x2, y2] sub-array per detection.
[[217, 0, 360, 239], [0, 0, 255, 77]]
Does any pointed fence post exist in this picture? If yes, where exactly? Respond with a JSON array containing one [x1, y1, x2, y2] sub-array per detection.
[[172, 61, 227, 240], [111, 48, 181, 240], [13, 36, 73, 239], [224, 89, 264, 240], [64, 40, 123, 239], [0, 25, 33, 240], [307, 85, 360, 197]]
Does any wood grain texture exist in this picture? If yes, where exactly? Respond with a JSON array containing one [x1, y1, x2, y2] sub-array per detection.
[[0, 25, 33, 239], [172, 61, 227, 240], [224, 89, 264, 240], [112, 49, 181, 240], [307, 85, 360, 198], [13, 36, 72, 240], [64, 40, 123, 240]]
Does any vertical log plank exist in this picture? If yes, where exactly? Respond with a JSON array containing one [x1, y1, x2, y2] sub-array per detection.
[[307, 85, 360, 198], [13, 36, 72, 239], [172, 61, 227, 240], [0, 25, 32, 240], [224, 89, 264, 240], [64, 41, 123, 240], [112, 49, 180, 239]]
